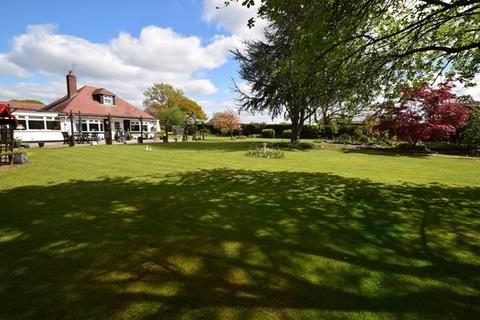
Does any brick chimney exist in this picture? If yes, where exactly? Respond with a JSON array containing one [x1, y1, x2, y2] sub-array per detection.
[[66, 70, 77, 98]]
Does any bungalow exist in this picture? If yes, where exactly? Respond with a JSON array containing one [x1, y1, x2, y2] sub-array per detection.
[[2, 71, 159, 143]]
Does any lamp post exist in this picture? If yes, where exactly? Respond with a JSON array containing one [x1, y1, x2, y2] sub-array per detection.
[[105, 113, 112, 145], [69, 111, 75, 146], [139, 116, 144, 144]]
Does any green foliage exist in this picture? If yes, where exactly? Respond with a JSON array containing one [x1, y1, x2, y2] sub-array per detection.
[[462, 109, 480, 148], [158, 105, 187, 128], [143, 83, 206, 121], [114, 131, 119, 141], [327, 120, 339, 138], [125, 130, 132, 141], [353, 126, 364, 141], [246, 145, 285, 159], [261, 128, 275, 138], [356, 135, 371, 145], [282, 129, 292, 139], [242, 122, 266, 137], [234, 0, 480, 125], [10, 99, 44, 105], [338, 133, 352, 145]]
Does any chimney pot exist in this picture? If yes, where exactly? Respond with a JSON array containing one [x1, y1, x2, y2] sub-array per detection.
[[66, 71, 77, 98]]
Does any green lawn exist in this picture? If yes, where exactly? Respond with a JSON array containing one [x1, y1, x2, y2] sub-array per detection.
[[1, 138, 479, 319]]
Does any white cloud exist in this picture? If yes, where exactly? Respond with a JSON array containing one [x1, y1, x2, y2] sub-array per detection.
[[0, 23, 240, 103], [433, 74, 480, 101], [110, 27, 236, 73], [454, 76, 480, 101], [203, 0, 268, 41], [0, 54, 29, 77], [0, 81, 65, 103]]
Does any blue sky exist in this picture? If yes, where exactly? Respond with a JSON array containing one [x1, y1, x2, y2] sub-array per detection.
[[0, 0, 270, 121]]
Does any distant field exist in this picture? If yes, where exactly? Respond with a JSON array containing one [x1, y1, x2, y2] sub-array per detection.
[[1, 138, 479, 319]]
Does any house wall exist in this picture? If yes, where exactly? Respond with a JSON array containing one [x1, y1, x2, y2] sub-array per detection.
[[13, 111, 64, 142], [13, 110, 160, 142]]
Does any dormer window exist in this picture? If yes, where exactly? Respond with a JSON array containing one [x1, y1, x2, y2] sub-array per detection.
[[102, 95, 114, 105], [92, 88, 116, 105]]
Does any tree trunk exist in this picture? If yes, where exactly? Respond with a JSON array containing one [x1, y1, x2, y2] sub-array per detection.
[[165, 125, 169, 143], [291, 115, 303, 144]]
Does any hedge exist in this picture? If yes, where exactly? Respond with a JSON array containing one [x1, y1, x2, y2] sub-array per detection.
[[282, 129, 292, 139], [195, 122, 363, 139], [261, 128, 276, 138]]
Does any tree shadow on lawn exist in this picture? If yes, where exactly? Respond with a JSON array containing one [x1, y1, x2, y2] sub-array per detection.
[[341, 147, 431, 158], [1, 170, 479, 319], [125, 140, 289, 152]]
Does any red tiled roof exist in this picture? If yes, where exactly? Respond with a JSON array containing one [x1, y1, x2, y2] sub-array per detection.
[[0, 100, 45, 111], [43, 86, 155, 119], [92, 88, 115, 95]]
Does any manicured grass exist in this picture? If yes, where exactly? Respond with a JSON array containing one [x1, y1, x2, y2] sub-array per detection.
[[1, 138, 479, 319]]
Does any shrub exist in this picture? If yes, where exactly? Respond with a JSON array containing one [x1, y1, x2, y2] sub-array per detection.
[[337, 133, 352, 144], [125, 130, 132, 141], [375, 82, 470, 145], [353, 126, 365, 141], [282, 129, 292, 139], [242, 122, 267, 137], [271, 142, 314, 150], [356, 135, 371, 144], [462, 109, 480, 149], [261, 128, 275, 138], [246, 145, 284, 159]]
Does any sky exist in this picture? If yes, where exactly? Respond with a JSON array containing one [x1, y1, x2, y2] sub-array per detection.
[[0, 0, 271, 122], [1, 1, 479, 123]]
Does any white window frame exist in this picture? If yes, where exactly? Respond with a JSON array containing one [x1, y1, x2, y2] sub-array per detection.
[[102, 95, 114, 105], [45, 117, 61, 131], [26, 116, 46, 131], [130, 121, 141, 132]]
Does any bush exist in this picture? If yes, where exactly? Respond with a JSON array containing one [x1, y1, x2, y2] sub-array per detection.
[[282, 129, 292, 139], [246, 145, 284, 159], [356, 135, 371, 144], [373, 130, 396, 146], [462, 109, 480, 148], [125, 130, 132, 141], [242, 122, 267, 137], [271, 142, 314, 150], [337, 133, 352, 144], [261, 128, 276, 138]]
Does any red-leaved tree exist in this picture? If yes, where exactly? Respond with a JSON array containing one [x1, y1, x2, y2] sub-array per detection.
[[212, 110, 242, 139], [376, 82, 473, 145]]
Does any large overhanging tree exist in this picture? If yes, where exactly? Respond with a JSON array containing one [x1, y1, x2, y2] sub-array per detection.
[[232, 2, 382, 143], [233, 24, 317, 144], [231, 0, 480, 86], [228, 0, 480, 142]]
